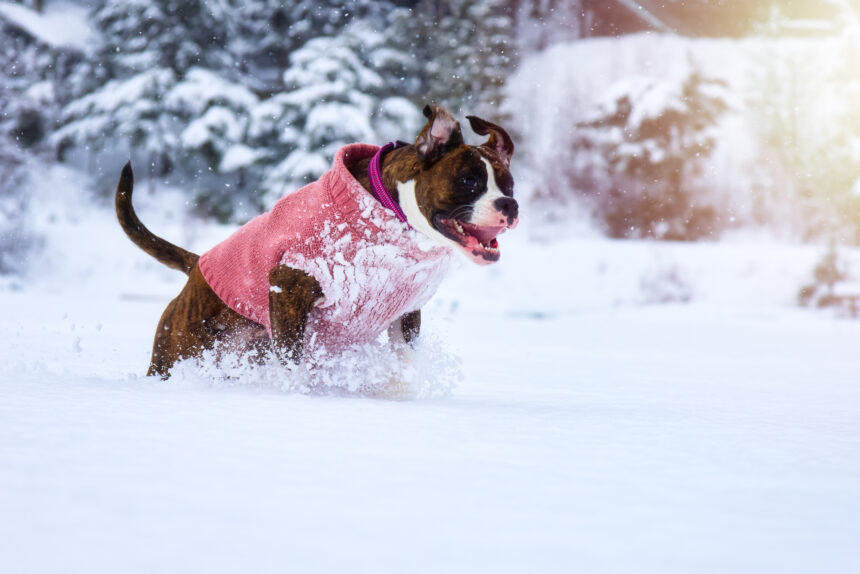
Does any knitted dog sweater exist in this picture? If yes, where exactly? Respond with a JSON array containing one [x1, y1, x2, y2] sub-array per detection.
[[198, 144, 453, 352]]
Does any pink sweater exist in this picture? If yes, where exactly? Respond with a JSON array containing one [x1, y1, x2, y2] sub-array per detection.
[[198, 144, 453, 352]]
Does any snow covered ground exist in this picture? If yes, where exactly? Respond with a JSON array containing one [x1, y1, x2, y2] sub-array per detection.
[[2, 164, 860, 573]]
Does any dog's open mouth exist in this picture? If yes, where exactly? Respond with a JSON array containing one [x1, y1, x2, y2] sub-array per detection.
[[433, 215, 507, 264]]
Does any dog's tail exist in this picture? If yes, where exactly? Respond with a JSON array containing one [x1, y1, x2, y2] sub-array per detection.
[[115, 162, 199, 275]]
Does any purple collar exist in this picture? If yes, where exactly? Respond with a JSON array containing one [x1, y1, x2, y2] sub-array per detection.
[[368, 142, 411, 229]]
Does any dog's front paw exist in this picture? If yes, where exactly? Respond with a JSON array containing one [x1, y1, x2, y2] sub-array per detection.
[[361, 343, 418, 400], [361, 375, 415, 401]]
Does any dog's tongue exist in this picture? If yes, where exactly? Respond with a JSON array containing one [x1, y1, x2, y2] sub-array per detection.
[[461, 222, 506, 244]]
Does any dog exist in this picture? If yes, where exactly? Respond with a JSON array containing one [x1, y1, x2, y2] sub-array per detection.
[[115, 105, 518, 379]]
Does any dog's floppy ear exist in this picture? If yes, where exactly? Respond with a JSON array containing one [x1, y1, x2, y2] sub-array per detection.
[[466, 115, 514, 167], [415, 105, 463, 165]]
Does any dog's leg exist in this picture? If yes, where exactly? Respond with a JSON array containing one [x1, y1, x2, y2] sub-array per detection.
[[148, 297, 182, 378], [148, 265, 229, 379], [389, 309, 421, 346], [381, 309, 422, 399], [268, 264, 323, 364]]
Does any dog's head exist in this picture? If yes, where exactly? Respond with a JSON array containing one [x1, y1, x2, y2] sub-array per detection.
[[397, 105, 518, 265]]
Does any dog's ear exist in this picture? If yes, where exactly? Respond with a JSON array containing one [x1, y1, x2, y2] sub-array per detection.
[[415, 105, 463, 165], [466, 115, 514, 167]]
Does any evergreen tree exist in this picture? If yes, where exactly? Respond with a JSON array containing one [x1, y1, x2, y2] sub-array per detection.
[[91, 0, 235, 79], [54, 0, 422, 221], [54, 0, 242, 192], [232, 0, 394, 93], [246, 19, 421, 206], [49, 0, 516, 222], [56, 68, 180, 181], [168, 68, 261, 220], [1, 2, 84, 154], [405, 0, 517, 119], [571, 70, 730, 240], [0, 145, 34, 275], [0, 81, 33, 275], [0, 7, 78, 274]]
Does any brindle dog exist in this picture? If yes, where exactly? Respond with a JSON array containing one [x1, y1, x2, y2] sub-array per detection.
[[116, 105, 517, 378]]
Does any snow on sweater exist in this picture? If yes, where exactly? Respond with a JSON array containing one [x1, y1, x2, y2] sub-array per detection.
[[198, 143, 453, 351]]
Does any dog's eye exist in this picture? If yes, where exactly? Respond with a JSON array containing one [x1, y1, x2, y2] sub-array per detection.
[[457, 176, 481, 192]]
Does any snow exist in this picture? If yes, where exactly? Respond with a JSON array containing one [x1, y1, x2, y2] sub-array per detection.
[[2, 162, 860, 572], [219, 144, 263, 173], [305, 101, 376, 143], [56, 69, 177, 145], [165, 68, 259, 117], [5, 4, 860, 569], [375, 96, 424, 142], [285, 33, 384, 93], [266, 149, 330, 186], [22, 79, 54, 104], [0, 1, 93, 50], [181, 106, 244, 148]]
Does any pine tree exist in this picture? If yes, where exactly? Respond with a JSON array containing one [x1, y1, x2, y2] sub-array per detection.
[[246, 19, 421, 207], [0, 144, 33, 275], [232, 0, 394, 93], [463, 0, 517, 117], [54, 0, 420, 221], [571, 70, 730, 240], [406, 0, 517, 119], [1, 1, 85, 154], [91, 0, 235, 79], [0, 7, 76, 274], [0, 80, 33, 275], [54, 0, 243, 194]]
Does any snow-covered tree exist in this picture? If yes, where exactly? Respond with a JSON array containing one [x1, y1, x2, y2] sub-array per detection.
[[570, 70, 730, 240], [54, 0, 424, 221], [89, 0, 235, 80], [0, 75, 30, 272], [459, 0, 517, 117], [56, 69, 180, 179], [1, 0, 87, 153], [0, 5, 79, 274], [169, 68, 261, 220], [407, 0, 517, 119], [43, 0, 518, 223], [54, 0, 245, 191], [245, 21, 421, 207], [231, 0, 392, 93], [0, 143, 40, 276]]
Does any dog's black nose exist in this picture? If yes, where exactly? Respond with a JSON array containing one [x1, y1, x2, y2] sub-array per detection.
[[494, 197, 519, 225]]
